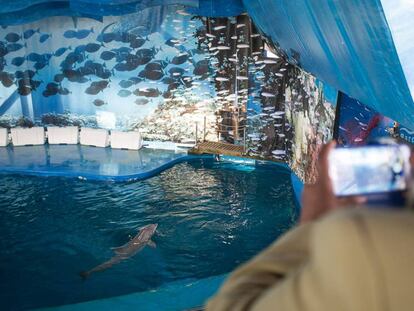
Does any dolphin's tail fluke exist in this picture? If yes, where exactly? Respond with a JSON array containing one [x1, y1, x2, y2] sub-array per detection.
[[79, 271, 90, 280]]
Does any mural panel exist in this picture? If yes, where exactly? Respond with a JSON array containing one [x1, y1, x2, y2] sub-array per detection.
[[0, 6, 218, 140], [0, 6, 338, 182], [246, 54, 336, 183], [336, 92, 414, 149]]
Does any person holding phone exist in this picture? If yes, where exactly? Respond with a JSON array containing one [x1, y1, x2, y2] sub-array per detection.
[[206, 141, 414, 311]]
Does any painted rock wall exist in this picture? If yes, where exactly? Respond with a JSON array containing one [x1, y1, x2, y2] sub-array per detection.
[[246, 47, 336, 183]]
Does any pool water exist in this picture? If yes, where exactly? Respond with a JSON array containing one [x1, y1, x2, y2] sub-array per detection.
[[0, 158, 299, 310]]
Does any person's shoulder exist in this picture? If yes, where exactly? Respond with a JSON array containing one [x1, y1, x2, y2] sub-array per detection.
[[316, 207, 414, 238], [310, 208, 414, 310], [310, 207, 414, 272]]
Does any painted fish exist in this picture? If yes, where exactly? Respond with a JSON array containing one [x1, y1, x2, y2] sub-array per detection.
[[39, 33, 51, 43], [171, 54, 189, 65], [85, 80, 109, 95], [11, 57, 26, 67], [45, 82, 61, 92], [168, 67, 184, 77], [7, 43, 26, 52], [54, 73, 65, 83], [15, 69, 35, 79], [93, 99, 106, 106], [215, 77, 229, 82], [165, 38, 181, 47], [237, 44, 249, 49], [139, 69, 163, 81], [272, 150, 286, 156], [119, 80, 134, 88], [130, 37, 146, 49], [114, 62, 138, 72], [100, 51, 116, 61], [59, 87, 70, 95], [34, 61, 48, 70], [134, 88, 161, 97], [97, 33, 117, 43], [96, 69, 111, 80], [0, 72, 15, 87], [74, 45, 86, 54], [23, 28, 40, 39], [135, 47, 157, 59], [128, 77, 142, 84], [75, 28, 94, 39], [5, 33, 21, 42], [62, 69, 82, 79], [135, 98, 149, 105], [263, 59, 278, 64], [64, 30, 77, 39], [145, 62, 163, 71], [213, 26, 226, 31], [85, 43, 103, 53], [54, 47, 71, 57], [69, 75, 89, 83], [161, 76, 175, 84], [117, 89, 132, 97], [0, 43, 8, 57]]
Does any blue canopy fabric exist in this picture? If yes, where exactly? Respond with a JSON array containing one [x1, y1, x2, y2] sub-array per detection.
[[242, 0, 414, 128], [0, 0, 245, 25], [0, 0, 412, 128]]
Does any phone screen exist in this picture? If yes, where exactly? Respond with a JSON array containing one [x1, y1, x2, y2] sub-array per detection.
[[328, 145, 411, 196]]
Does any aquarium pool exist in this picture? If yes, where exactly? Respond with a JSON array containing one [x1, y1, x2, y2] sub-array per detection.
[[0, 157, 299, 310]]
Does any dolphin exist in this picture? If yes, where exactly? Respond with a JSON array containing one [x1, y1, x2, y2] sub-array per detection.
[[80, 224, 158, 279]]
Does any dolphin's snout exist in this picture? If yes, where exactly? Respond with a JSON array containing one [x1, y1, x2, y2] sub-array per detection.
[[147, 223, 158, 235]]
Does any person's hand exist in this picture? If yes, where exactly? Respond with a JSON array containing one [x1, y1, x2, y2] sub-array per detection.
[[299, 141, 367, 224]]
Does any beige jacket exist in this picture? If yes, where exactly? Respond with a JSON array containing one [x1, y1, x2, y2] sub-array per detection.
[[206, 208, 414, 311]]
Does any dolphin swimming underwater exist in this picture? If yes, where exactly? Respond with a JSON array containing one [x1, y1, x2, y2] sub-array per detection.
[[80, 223, 158, 279]]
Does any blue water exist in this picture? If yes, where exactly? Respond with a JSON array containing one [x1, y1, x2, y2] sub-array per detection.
[[0, 158, 298, 310]]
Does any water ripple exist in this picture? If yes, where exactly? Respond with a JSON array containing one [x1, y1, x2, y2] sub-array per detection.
[[0, 159, 298, 310]]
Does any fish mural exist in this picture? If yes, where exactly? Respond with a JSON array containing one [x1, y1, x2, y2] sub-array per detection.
[[337, 92, 399, 147], [0, 6, 338, 181]]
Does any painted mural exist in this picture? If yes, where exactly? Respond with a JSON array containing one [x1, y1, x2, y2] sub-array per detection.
[[336, 92, 413, 147], [245, 51, 336, 183], [195, 15, 337, 183], [0, 5, 218, 139], [0, 5, 338, 182]]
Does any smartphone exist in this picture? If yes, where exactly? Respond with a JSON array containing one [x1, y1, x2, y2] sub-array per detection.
[[328, 144, 411, 198]]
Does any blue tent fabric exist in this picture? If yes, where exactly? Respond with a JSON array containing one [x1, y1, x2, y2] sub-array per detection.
[[242, 0, 414, 128], [0, 0, 412, 128], [0, 0, 245, 25]]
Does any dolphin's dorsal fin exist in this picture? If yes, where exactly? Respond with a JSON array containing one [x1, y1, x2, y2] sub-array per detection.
[[147, 240, 156, 248]]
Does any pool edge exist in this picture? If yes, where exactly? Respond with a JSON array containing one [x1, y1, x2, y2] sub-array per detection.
[[37, 274, 228, 311]]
